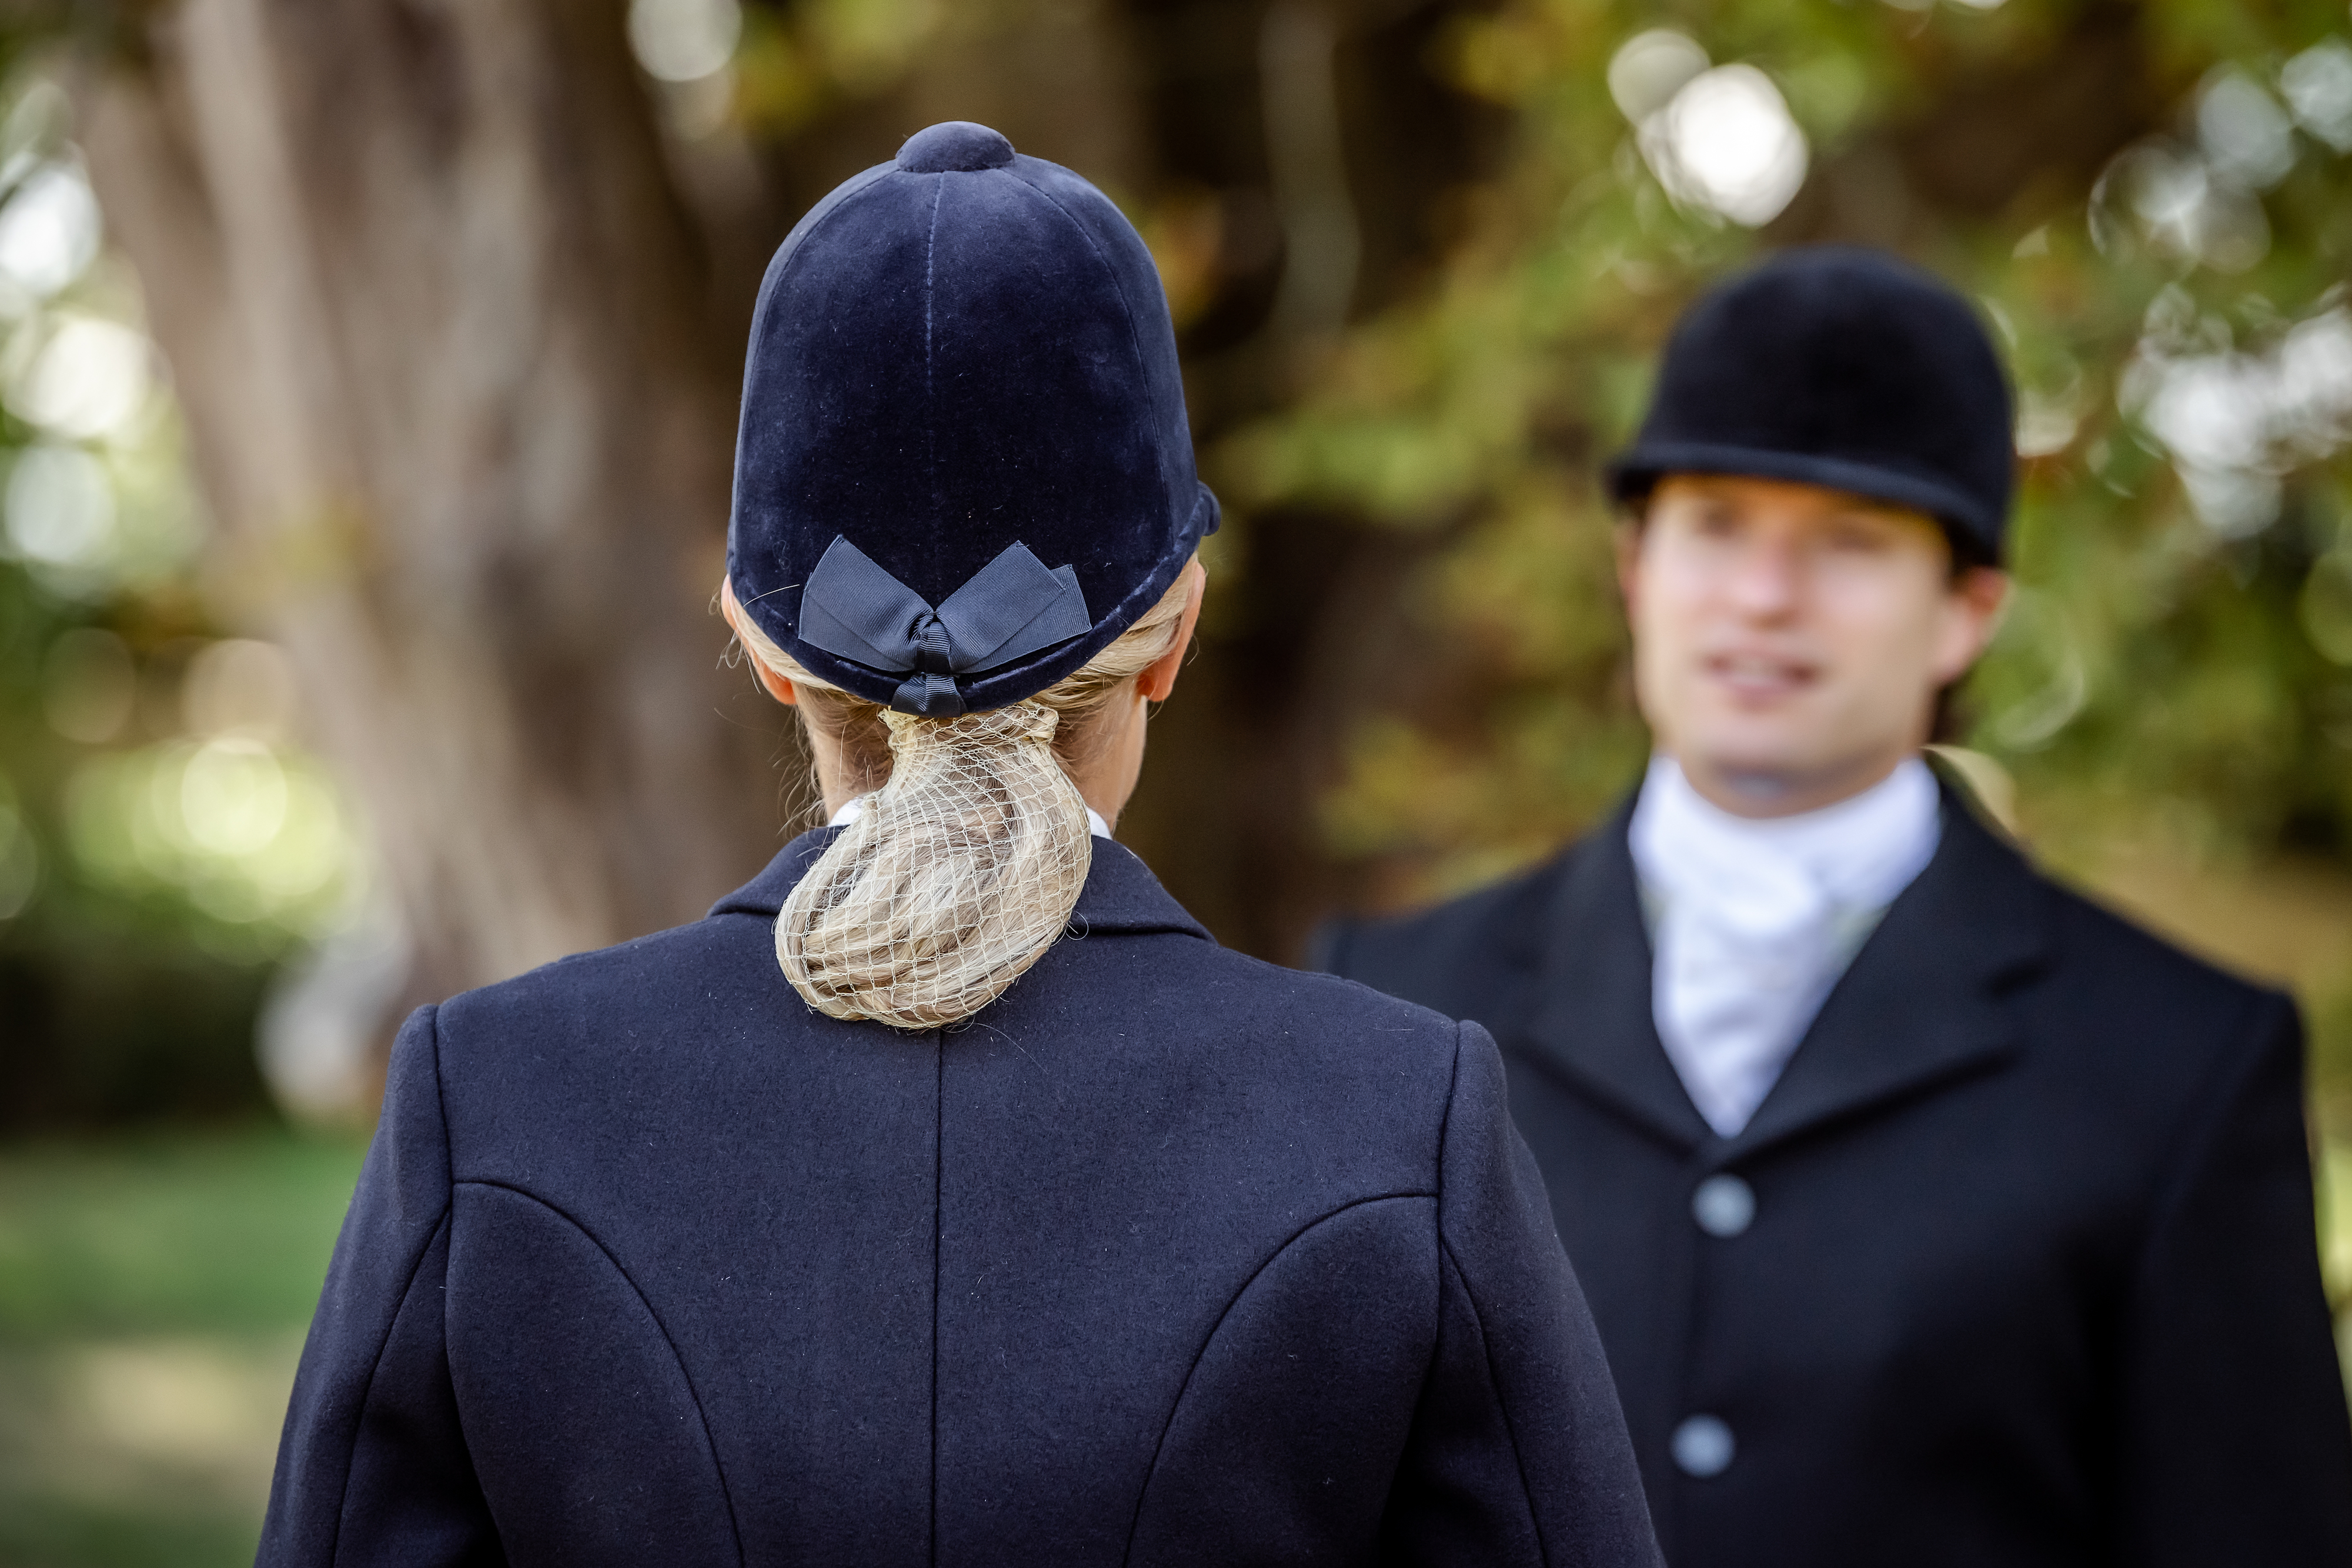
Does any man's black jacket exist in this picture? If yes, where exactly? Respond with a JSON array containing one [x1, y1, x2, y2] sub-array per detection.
[[1317, 783, 2352, 1567], [258, 828, 1662, 1567]]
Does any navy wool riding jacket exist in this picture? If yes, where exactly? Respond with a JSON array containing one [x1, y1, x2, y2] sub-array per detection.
[[1316, 783, 2352, 1567], [257, 830, 1661, 1567]]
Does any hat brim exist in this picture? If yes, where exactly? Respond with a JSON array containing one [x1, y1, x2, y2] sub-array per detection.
[[1605, 441, 2002, 564]]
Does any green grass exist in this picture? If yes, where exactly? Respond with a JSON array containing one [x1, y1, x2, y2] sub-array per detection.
[[0, 1495, 264, 1568], [0, 1125, 366, 1568], [0, 1127, 365, 1344]]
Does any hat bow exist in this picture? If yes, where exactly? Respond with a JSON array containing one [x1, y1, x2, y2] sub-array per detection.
[[796, 536, 1093, 716]]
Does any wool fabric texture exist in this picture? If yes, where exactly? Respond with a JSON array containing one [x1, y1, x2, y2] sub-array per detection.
[[1317, 777, 2352, 1566], [726, 121, 1217, 714], [1608, 246, 2016, 564], [256, 831, 1665, 1566]]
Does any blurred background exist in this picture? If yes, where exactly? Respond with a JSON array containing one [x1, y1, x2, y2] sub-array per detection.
[[2, 0, 2350, 1559]]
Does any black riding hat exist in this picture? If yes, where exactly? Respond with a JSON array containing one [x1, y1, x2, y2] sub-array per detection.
[[1607, 246, 2016, 565], [727, 121, 1217, 716]]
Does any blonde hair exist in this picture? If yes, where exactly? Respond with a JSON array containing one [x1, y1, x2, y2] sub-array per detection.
[[727, 561, 1198, 1029]]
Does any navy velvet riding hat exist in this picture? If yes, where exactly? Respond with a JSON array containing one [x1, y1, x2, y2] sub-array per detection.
[[726, 121, 1218, 716], [1607, 246, 2015, 564]]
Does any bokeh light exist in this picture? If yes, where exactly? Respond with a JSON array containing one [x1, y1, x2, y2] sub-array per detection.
[[181, 738, 289, 858], [1606, 30, 1708, 123], [2282, 39, 2352, 152], [2101, 139, 2272, 273], [2197, 71, 2297, 191], [8, 312, 154, 442], [628, 0, 742, 83], [0, 162, 99, 301], [1610, 35, 1808, 230], [5, 442, 115, 570], [1651, 66, 1808, 228], [2127, 300, 2352, 536], [63, 734, 358, 935]]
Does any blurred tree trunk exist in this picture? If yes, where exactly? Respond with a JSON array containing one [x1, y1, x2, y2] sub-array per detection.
[[75, 0, 778, 1007]]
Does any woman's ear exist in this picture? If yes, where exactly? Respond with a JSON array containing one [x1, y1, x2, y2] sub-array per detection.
[[719, 579, 799, 707], [1138, 560, 1207, 704], [748, 660, 799, 707]]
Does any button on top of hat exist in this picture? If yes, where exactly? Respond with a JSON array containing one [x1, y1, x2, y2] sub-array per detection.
[[897, 121, 1016, 173]]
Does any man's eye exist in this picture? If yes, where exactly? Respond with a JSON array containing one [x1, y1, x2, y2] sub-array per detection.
[[1826, 522, 1887, 551]]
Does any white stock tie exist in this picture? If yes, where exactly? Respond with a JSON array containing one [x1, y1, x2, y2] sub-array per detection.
[[1629, 756, 1941, 1138]]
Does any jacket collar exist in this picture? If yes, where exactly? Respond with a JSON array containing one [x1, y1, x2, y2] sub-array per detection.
[[1521, 773, 2054, 1161], [1524, 795, 1715, 1150], [708, 827, 1215, 942]]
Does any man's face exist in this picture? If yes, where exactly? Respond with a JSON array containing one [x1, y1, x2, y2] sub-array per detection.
[[1618, 474, 2008, 817]]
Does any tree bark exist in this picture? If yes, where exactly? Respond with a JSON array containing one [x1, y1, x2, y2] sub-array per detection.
[[76, 0, 780, 1009]]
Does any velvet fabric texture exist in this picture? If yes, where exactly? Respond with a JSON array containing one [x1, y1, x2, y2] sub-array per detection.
[[1315, 780, 2352, 1567], [258, 831, 1662, 1567], [1606, 247, 2016, 564], [727, 121, 1217, 714]]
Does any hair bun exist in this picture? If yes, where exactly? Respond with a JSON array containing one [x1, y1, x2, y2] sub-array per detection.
[[777, 700, 1089, 1029]]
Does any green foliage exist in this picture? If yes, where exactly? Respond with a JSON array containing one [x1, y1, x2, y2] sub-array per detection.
[[1227, 0, 2352, 1143], [1229, 0, 2352, 881], [0, 68, 368, 1128]]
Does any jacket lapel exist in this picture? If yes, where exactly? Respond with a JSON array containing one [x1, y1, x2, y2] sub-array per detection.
[[1519, 798, 1716, 1154], [1511, 778, 2053, 1161], [1728, 785, 2052, 1159]]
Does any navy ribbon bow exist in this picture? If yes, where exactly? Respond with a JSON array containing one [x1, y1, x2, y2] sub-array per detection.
[[796, 536, 1094, 715]]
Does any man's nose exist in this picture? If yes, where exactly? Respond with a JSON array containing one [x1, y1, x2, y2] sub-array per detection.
[[1722, 536, 1803, 617]]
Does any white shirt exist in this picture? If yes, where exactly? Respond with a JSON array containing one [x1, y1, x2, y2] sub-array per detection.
[[1628, 755, 1941, 1138], [828, 797, 1113, 840]]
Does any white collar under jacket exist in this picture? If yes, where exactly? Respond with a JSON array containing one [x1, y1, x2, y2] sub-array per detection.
[[1629, 754, 1942, 1137]]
